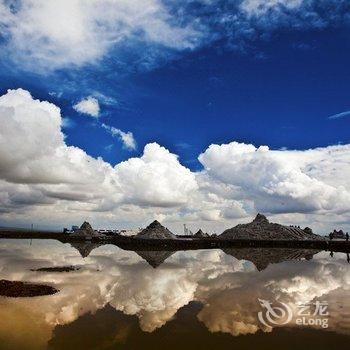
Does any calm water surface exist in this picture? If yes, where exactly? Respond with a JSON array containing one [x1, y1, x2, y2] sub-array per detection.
[[0, 239, 350, 350]]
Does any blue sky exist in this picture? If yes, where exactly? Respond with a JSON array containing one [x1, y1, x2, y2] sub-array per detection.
[[1, 0, 350, 232], [1, 1, 349, 169]]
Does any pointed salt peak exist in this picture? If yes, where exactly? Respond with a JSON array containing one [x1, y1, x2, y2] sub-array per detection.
[[138, 219, 175, 239], [253, 213, 269, 224], [80, 221, 93, 230], [148, 220, 163, 228]]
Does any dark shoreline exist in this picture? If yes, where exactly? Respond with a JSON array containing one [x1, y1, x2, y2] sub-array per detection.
[[1, 230, 350, 253], [0, 279, 59, 297]]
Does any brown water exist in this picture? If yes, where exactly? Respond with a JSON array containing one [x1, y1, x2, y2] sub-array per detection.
[[0, 239, 349, 350]]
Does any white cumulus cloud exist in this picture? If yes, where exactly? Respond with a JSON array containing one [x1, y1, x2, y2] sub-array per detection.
[[73, 96, 100, 118], [0, 89, 198, 220], [1, 88, 350, 233], [199, 141, 350, 214], [115, 143, 198, 207]]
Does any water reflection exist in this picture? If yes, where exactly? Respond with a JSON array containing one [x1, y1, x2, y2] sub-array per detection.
[[0, 239, 350, 349], [223, 247, 319, 271], [69, 242, 104, 258], [134, 250, 175, 268]]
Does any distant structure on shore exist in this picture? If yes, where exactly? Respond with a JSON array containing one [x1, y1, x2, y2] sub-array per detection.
[[118, 229, 142, 236], [63, 224, 141, 237], [329, 229, 349, 240], [183, 224, 193, 236]]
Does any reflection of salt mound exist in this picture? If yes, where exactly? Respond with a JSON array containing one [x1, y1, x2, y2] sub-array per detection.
[[220, 214, 323, 240], [137, 220, 176, 239], [223, 247, 320, 271], [70, 242, 102, 258], [135, 250, 175, 268]]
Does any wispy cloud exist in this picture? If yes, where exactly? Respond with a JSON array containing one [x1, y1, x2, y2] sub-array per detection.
[[102, 123, 136, 151], [176, 142, 191, 150], [328, 110, 350, 120], [1, 0, 349, 74], [0, 0, 202, 72], [61, 117, 75, 129], [92, 92, 118, 106], [104, 144, 113, 152]]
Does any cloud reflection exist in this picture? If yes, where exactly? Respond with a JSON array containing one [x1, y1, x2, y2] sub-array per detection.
[[0, 239, 349, 348]]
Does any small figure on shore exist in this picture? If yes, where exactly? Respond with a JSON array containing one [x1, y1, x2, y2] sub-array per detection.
[[330, 251, 334, 258], [346, 232, 349, 242]]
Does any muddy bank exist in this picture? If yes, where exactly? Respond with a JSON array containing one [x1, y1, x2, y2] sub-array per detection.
[[1, 229, 350, 253], [0, 279, 59, 297], [0, 230, 64, 239], [31, 265, 80, 272]]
